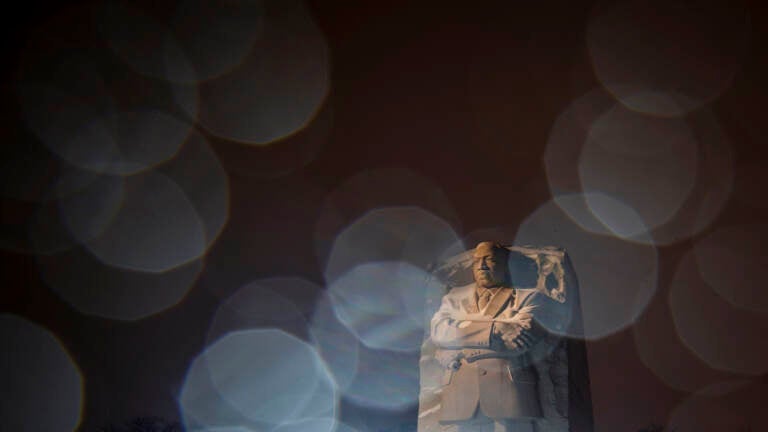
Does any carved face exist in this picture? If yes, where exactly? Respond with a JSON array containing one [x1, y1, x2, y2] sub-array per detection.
[[472, 242, 508, 288]]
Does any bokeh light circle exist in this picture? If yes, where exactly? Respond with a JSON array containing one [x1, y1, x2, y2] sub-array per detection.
[[181, 329, 337, 429], [309, 291, 360, 393], [97, 0, 265, 84], [328, 261, 443, 352], [545, 89, 614, 200], [693, 225, 768, 313], [315, 167, 463, 275], [270, 418, 343, 432], [576, 192, 651, 240], [587, 0, 749, 116], [0, 314, 83, 431], [666, 381, 752, 432], [309, 292, 421, 411], [732, 161, 768, 212], [174, 0, 330, 145], [207, 279, 309, 345], [16, 17, 201, 176], [545, 88, 734, 245], [168, 0, 266, 82], [578, 103, 699, 236], [324, 206, 464, 285], [0, 134, 103, 204], [223, 276, 321, 317], [58, 173, 125, 245], [188, 427, 256, 432], [670, 239, 768, 375], [205, 102, 333, 179], [645, 108, 735, 244], [38, 246, 203, 321], [344, 343, 421, 411], [18, 82, 191, 176], [179, 349, 261, 430], [157, 129, 230, 249], [68, 109, 191, 175], [515, 195, 658, 340], [632, 290, 737, 393], [9, 172, 124, 255], [83, 171, 207, 272], [96, 0, 185, 81]]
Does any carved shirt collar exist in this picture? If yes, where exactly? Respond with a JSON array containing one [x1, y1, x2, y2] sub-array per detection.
[[476, 285, 501, 300], [475, 285, 515, 316]]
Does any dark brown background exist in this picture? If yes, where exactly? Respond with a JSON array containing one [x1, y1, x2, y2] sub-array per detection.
[[1, 1, 767, 431]]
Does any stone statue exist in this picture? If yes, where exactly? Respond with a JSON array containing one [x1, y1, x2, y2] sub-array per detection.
[[418, 242, 592, 432]]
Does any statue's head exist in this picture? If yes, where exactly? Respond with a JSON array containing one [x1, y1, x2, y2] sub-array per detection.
[[472, 241, 509, 288]]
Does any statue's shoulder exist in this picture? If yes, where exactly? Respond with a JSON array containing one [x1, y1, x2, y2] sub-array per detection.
[[515, 288, 554, 306], [515, 288, 568, 317], [445, 282, 476, 300], [515, 288, 540, 301]]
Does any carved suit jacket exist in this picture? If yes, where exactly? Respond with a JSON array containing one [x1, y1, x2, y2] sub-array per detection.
[[430, 283, 561, 422]]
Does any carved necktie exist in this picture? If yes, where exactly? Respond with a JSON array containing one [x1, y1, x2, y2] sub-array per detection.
[[478, 290, 492, 310]]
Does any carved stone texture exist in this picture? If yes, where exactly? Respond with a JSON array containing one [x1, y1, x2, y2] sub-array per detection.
[[418, 243, 593, 432]]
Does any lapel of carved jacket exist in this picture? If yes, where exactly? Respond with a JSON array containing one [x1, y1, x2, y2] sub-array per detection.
[[482, 287, 514, 318], [461, 286, 480, 314]]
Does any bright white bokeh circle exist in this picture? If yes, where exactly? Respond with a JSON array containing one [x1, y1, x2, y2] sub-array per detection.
[[515, 195, 658, 340]]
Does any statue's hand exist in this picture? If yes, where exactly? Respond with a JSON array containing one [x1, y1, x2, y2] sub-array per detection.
[[492, 317, 536, 351], [497, 313, 533, 330]]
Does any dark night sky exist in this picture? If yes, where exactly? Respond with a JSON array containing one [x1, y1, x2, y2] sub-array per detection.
[[2, 1, 768, 431]]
